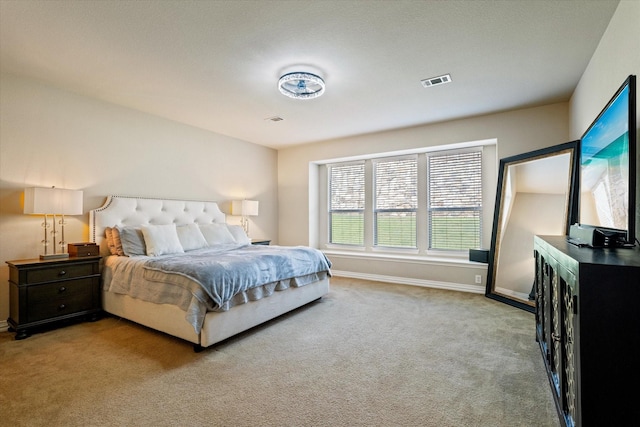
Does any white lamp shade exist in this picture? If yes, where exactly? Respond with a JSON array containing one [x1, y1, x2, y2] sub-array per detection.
[[59, 189, 83, 215], [24, 187, 56, 214], [24, 187, 83, 215], [232, 200, 259, 216]]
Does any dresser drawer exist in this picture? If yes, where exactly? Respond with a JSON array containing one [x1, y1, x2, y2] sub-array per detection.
[[25, 262, 95, 284], [27, 278, 96, 323]]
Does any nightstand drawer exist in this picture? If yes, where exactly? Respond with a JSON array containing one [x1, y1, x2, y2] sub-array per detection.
[[28, 278, 90, 302], [27, 278, 96, 323], [25, 263, 95, 284]]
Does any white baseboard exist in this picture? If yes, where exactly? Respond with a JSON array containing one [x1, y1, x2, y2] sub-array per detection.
[[0, 320, 8, 333], [331, 270, 485, 294]]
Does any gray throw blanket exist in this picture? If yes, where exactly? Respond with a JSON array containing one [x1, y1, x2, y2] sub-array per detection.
[[144, 244, 332, 309]]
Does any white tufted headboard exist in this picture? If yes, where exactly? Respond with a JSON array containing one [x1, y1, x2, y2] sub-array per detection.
[[90, 195, 227, 257]]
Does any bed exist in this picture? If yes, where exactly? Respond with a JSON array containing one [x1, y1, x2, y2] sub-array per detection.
[[89, 195, 331, 351]]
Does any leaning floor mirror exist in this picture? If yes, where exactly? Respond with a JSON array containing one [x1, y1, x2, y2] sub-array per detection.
[[485, 141, 579, 312]]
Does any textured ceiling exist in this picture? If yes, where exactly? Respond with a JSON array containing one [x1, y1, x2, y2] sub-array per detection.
[[0, 0, 620, 149]]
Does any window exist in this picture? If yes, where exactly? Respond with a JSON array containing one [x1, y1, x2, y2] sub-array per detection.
[[326, 146, 483, 253], [329, 162, 365, 245], [427, 150, 482, 250], [374, 156, 417, 248]]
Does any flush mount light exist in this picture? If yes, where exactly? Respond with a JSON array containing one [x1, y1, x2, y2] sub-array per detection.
[[278, 72, 325, 99]]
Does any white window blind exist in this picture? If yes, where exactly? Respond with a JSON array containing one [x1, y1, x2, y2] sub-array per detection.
[[325, 143, 486, 253], [427, 150, 482, 250], [329, 162, 365, 245], [374, 157, 417, 248]]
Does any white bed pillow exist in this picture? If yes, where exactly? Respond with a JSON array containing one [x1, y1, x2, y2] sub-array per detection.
[[199, 223, 236, 245], [176, 224, 208, 251], [141, 224, 184, 256], [226, 224, 251, 245], [116, 226, 146, 256]]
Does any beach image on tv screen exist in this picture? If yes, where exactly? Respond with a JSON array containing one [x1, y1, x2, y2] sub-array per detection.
[[580, 85, 629, 230]]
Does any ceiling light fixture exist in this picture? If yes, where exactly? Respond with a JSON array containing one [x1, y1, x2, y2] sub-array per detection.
[[278, 72, 325, 99]]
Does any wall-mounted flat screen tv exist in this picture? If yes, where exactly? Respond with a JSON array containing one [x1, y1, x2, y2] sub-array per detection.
[[579, 75, 636, 245]]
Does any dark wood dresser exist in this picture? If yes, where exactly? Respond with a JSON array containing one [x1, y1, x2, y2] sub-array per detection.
[[6, 256, 101, 339], [533, 235, 640, 426]]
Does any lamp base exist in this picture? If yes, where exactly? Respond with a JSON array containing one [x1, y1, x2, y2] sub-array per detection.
[[40, 253, 69, 260]]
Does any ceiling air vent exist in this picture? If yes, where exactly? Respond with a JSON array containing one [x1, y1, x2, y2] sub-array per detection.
[[420, 74, 452, 88]]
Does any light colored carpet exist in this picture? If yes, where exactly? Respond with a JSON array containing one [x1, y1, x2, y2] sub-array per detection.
[[0, 277, 558, 427]]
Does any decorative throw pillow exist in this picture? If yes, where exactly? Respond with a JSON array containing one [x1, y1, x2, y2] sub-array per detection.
[[226, 224, 251, 245], [176, 224, 208, 251], [110, 227, 125, 256], [141, 224, 184, 257], [116, 226, 147, 256], [199, 223, 236, 245], [104, 227, 117, 255]]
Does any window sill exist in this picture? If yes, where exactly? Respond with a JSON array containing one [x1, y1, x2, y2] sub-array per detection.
[[322, 248, 484, 268]]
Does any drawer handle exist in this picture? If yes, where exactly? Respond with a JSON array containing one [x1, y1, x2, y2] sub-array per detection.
[[58, 286, 66, 293], [59, 270, 67, 276], [59, 304, 66, 310]]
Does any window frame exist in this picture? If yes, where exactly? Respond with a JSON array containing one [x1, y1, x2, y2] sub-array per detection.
[[328, 161, 366, 247], [426, 148, 483, 251], [320, 140, 494, 258], [372, 155, 418, 249]]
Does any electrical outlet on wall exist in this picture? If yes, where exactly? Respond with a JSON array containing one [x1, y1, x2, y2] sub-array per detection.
[[475, 275, 482, 284]]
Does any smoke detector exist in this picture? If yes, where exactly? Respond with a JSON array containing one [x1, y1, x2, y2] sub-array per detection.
[[421, 74, 452, 88]]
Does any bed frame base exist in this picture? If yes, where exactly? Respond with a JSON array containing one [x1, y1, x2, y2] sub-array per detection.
[[103, 277, 330, 349], [192, 296, 324, 353]]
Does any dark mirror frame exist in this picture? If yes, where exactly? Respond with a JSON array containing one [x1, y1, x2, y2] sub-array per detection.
[[485, 141, 579, 312]]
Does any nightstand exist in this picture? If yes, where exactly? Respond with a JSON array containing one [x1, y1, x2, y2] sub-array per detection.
[[251, 239, 271, 245], [6, 256, 102, 340]]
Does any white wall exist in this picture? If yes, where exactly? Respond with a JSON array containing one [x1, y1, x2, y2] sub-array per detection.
[[569, 0, 640, 242], [278, 102, 570, 288], [0, 74, 279, 325]]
